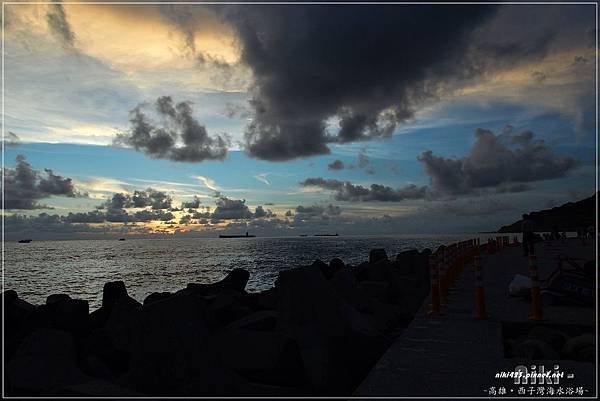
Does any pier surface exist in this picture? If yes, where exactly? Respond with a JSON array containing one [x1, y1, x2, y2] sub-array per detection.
[[355, 238, 597, 398]]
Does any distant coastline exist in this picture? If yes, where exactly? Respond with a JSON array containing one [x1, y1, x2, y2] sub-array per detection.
[[497, 193, 596, 233]]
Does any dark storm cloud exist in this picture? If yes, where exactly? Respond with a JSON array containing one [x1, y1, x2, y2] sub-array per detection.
[[102, 188, 173, 210], [181, 195, 202, 209], [214, 5, 499, 160], [114, 96, 230, 162], [2, 155, 83, 209], [209, 196, 275, 220], [38, 169, 79, 196], [300, 178, 428, 202], [211, 196, 254, 220], [293, 204, 341, 222], [192, 209, 212, 220], [65, 196, 177, 223], [179, 214, 193, 225], [417, 128, 577, 194], [145, 189, 172, 209], [253, 205, 275, 218], [328, 159, 345, 171], [46, 1, 75, 47]]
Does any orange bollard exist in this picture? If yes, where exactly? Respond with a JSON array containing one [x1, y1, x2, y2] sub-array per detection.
[[428, 252, 442, 315], [528, 255, 544, 321], [474, 255, 488, 319]]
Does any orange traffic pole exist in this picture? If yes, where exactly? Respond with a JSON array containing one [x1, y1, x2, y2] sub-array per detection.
[[428, 252, 442, 315], [474, 255, 488, 320], [528, 255, 544, 321]]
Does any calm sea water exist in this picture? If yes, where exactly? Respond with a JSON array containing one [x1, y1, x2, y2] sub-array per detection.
[[4, 234, 496, 309]]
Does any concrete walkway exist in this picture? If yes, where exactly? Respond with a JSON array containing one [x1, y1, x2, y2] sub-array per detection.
[[355, 238, 597, 398]]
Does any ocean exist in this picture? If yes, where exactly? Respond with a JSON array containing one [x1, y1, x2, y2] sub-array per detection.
[[4, 234, 499, 309]]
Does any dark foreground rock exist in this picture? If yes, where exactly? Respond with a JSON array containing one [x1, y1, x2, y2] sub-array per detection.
[[277, 265, 391, 394], [7, 329, 89, 394], [4, 248, 433, 396]]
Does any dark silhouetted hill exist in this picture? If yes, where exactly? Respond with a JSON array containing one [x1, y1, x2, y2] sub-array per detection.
[[498, 192, 597, 233]]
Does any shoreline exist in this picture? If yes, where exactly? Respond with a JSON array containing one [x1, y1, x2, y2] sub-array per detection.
[[4, 236, 595, 396]]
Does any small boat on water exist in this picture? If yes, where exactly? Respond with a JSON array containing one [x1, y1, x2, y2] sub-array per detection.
[[299, 234, 308, 237], [219, 231, 256, 238], [18, 239, 32, 243], [314, 233, 338, 237], [118, 238, 126, 241]]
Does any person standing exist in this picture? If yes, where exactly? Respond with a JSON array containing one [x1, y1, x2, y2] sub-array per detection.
[[521, 214, 535, 256]]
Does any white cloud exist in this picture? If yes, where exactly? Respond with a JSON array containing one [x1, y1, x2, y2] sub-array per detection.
[[192, 175, 220, 191], [253, 173, 271, 186]]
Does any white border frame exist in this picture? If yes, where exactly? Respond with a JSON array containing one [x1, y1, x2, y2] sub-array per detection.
[[1, 1, 598, 399]]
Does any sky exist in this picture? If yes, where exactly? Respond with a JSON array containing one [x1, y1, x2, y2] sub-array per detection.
[[1, 2, 597, 239]]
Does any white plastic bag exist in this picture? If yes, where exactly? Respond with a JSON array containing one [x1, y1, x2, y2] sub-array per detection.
[[509, 274, 531, 297]]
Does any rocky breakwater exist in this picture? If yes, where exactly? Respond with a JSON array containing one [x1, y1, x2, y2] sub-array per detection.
[[3, 247, 432, 396]]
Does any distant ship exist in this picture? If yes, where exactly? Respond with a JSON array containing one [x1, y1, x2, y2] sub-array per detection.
[[314, 233, 338, 237], [118, 238, 126, 241], [18, 239, 32, 243], [219, 231, 256, 238], [299, 234, 308, 237]]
